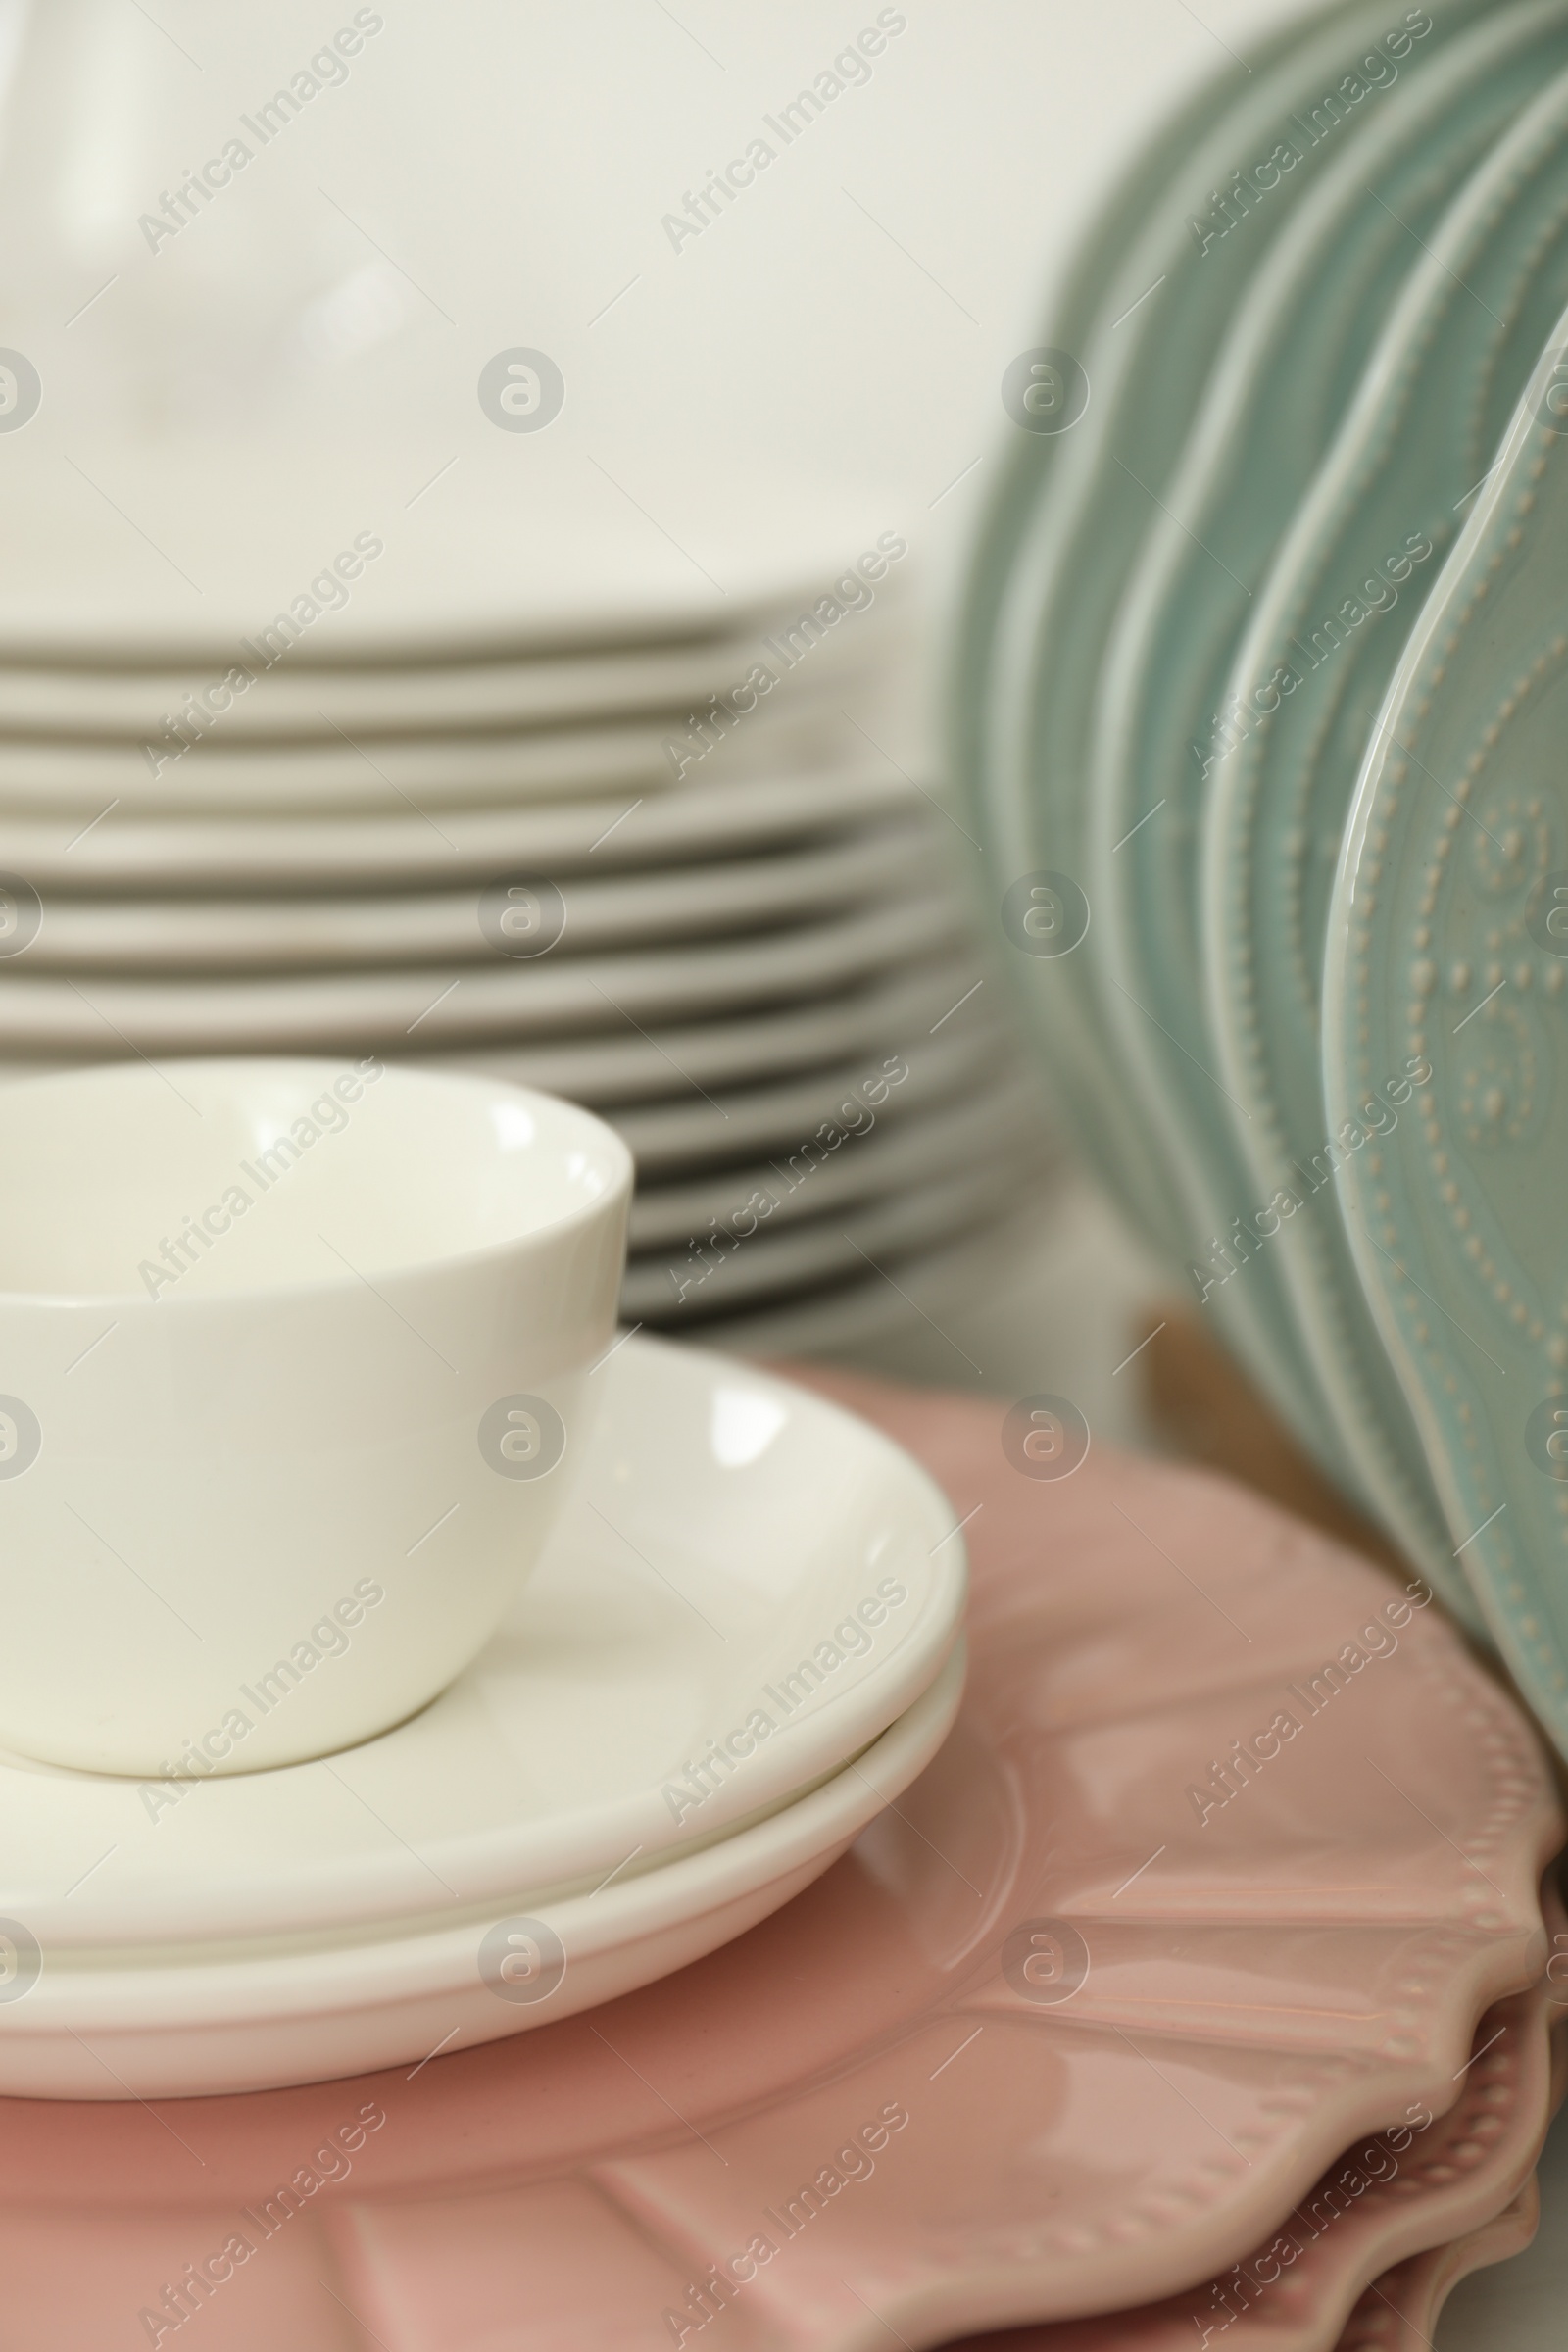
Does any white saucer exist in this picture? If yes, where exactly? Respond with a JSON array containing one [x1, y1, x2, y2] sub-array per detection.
[[0, 1337, 965, 1955], [0, 1646, 964, 2101]]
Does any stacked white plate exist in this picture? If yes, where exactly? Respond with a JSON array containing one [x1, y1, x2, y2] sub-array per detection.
[[0, 1336, 967, 2097], [0, 438, 1044, 1350]]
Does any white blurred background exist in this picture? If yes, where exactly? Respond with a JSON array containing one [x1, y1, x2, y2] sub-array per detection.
[[0, 0, 1309, 494]]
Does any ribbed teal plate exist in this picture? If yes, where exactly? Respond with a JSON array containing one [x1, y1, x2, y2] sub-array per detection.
[[1326, 310, 1568, 1744]]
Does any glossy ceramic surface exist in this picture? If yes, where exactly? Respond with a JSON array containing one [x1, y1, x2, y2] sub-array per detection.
[[0, 417, 981, 1356], [1095, 0, 1568, 1595], [0, 437, 889, 663], [0, 1646, 967, 2102], [0, 890, 961, 1052], [942, 1915, 1567, 2351], [0, 690, 854, 815], [0, 954, 1018, 1342], [964, 0, 1483, 1282], [0, 760, 910, 891], [608, 1014, 1006, 1176], [0, 1369, 1556, 2341], [0, 638, 853, 738], [950, 3, 1267, 912], [0, 1060, 631, 1774], [1335, 2184, 1541, 2348], [0, 1337, 965, 1951], [958, 0, 1377, 1259], [1326, 310, 1568, 1753], [706, 1197, 1046, 1360], [0, 956, 987, 1109], [676, 1195, 1053, 1364], [5, 817, 941, 972], [625, 1071, 1038, 1252], [1204, 60, 1568, 1632], [0, 618, 898, 818], [619, 1140, 1041, 1326]]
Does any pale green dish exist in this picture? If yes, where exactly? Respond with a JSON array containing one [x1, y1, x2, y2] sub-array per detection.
[[981, 0, 1495, 1479], [951, 12, 1308, 1260], [1092, 1, 1568, 1613], [1204, 59, 1568, 1621], [1325, 309, 1568, 1751]]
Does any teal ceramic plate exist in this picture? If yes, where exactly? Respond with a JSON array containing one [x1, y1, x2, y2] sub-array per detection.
[[1205, 61, 1568, 1622], [990, 0, 1496, 1475], [952, 14, 1304, 1257], [1088, 0, 1568, 1549], [1325, 310, 1568, 1750], [956, 0, 1441, 1270]]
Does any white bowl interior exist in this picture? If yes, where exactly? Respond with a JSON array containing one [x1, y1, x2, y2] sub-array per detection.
[[0, 1058, 627, 1301]]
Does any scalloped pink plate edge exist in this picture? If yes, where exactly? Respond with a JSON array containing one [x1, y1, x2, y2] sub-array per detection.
[[938, 1890, 1567, 2352], [0, 1374, 1559, 2352]]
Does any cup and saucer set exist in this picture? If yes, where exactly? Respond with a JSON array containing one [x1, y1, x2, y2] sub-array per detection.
[[0, 1058, 966, 2098], [4, 1061, 1567, 2352]]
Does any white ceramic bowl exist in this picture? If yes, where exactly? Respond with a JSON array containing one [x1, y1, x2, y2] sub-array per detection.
[[0, 1058, 631, 1775]]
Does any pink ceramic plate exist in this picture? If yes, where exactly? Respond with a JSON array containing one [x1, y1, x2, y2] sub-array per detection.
[[1332, 2179, 1541, 2351], [0, 1377, 1560, 2352], [1330, 1993, 1568, 2352], [939, 1908, 1567, 2352]]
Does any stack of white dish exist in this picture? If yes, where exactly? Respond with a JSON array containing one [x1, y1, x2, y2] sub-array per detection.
[[0, 439, 1043, 1353], [0, 1334, 965, 2099], [0, 1057, 967, 2098]]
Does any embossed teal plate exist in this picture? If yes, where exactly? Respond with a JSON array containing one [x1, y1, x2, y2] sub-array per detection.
[[1325, 310, 1568, 1749], [1089, 1, 1568, 1561], [1204, 61, 1568, 1625], [956, 0, 1455, 1287]]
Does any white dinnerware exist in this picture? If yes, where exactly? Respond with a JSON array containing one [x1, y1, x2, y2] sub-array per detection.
[[0, 1057, 631, 1774]]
